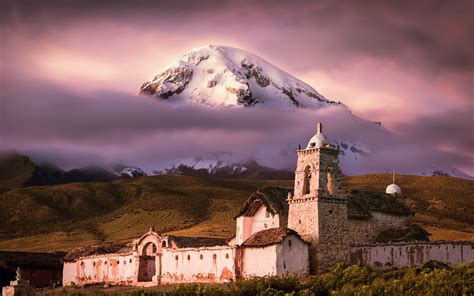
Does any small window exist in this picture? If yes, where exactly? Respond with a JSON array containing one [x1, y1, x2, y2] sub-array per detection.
[[104, 261, 107, 265], [175, 255, 179, 260], [124, 260, 126, 265], [265, 210, 270, 218], [288, 240, 292, 247], [129, 259, 132, 263], [187, 255, 191, 261], [93, 262, 96, 266], [117, 260, 120, 264], [80, 261, 84, 266], [200, 254, 203, 260], [225, 253, 229, 259], [213, 254, 217, 260], [162, 241, 167, 248]]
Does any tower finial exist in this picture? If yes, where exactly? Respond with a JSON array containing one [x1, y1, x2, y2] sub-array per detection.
[[392, 169, 395, 184], [317, 122, 322, 134]]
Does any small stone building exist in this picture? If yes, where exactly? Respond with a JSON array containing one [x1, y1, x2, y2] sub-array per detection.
[[62, 122, 473, 286]]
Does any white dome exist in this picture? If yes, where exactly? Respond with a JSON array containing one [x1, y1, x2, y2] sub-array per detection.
[[306, 122, 329, 149], [306, 133, 328, 149], [386, 184, 402, 195]]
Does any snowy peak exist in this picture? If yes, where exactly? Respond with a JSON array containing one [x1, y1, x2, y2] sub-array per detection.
[[140, 45, 342, 109]]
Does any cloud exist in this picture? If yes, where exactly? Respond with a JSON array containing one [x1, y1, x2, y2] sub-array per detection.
[[1, 0, 472, 176], [0, 80, 472, 177]]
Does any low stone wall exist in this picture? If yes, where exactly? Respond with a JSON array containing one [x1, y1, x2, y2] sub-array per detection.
[[350, 241, 474, 269]]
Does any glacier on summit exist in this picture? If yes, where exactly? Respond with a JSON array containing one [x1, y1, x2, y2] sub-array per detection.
[[139, 45, 471, 179]]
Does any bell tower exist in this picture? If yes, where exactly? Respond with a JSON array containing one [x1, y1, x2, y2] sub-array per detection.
[[287, 122, 349, 273]]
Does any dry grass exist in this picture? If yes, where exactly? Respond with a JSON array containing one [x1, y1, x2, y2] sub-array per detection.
[[0, 173, 472, 252]]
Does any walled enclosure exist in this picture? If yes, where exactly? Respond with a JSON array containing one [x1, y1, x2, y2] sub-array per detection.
[[350, 241, 474, 269]]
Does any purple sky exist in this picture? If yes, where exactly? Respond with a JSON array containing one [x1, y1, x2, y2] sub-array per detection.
[[1, 0, 473, 175]]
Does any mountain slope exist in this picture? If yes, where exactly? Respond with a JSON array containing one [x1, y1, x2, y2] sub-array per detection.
[[0, 153, 147, 188], [0, 174, 472, 252], [138, 45, 470, 179], [140, 45, 342, 109]]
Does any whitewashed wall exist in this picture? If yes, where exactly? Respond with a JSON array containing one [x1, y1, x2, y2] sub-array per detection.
[[235, 205, 281, 245], [63, 254, 135, 286], [240, 245, 277, 278], [276, 235, 309, 276], [160, 246, 236, 284], [350, 241, 474, 269]]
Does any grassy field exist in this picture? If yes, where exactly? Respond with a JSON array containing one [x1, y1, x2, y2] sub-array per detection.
[[0, 173, 472, 252]]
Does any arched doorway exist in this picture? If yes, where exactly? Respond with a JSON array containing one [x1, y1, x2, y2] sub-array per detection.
[[138, 242, 157, 282]]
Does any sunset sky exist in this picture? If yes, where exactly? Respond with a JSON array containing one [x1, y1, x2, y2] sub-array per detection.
[[1, 0, 473, 175]]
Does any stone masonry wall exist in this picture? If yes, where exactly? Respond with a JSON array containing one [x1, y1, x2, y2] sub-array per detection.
[[350, 241, 474, 269], [316, 198, 350, 272], [348, 212, 411, 244]]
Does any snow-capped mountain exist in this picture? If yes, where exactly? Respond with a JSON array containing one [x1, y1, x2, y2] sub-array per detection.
[[140, 45, 342, 109], [139, 45, 471, 179]]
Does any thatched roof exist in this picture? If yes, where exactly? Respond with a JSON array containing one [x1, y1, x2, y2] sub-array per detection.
[[346, 190, 413, 220], [63, 244, 132, 262], [169, 236, 228, 248], [0, 251, 65, 269], [375, 224, 431, 243], [235, 187, 413, 223], [241, 227, 305, 248], [234, 187, 291, 219]]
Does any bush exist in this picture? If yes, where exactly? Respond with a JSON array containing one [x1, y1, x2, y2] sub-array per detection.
[[169, 284, 224, 296]]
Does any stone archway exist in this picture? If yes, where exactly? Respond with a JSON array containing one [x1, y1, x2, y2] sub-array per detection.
[[137, 242, 157, 282]]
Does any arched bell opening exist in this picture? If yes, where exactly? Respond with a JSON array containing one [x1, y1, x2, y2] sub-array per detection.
[[302, 165, 312, 195]]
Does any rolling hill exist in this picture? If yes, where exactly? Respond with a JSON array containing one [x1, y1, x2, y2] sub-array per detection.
[[0, 174, 472, 252]]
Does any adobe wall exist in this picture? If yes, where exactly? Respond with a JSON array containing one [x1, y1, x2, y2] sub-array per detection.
[[348, 212, 411, 244], [239, 245, 277, 278], [235, 206, 280, 245], [160, 246, 236, 284], [350, 241, 474, 269], [63, 253, 135, 286], [275, 235, 309, 276]]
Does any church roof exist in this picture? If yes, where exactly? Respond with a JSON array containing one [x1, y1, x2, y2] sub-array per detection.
[[63, 244, 132, 262], [241, 227, 305, 248], [168, 236, 228, 248], [234, 186, 291, 219], [236, 187, 413, 222], [346, 189, 413, 220], [374, 224, 431, 243]]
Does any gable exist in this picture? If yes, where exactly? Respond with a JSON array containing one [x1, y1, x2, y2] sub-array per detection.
[[235, 187, 291, 219]]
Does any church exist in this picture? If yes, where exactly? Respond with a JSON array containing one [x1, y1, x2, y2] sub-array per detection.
[[62, 123, 473, 287]]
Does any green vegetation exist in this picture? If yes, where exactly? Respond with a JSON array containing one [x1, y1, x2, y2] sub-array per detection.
[[44, 261, 474, 295], [0, 172, 473, 252]]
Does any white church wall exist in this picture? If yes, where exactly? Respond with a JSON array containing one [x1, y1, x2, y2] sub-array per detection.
[[276, 235, 309, 276], [236, 205, 281, 245], [63, 254, 135, 286], [240, 245, 277, 278], [350, 241, 474, 269], [160, 246, 236, 284]]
